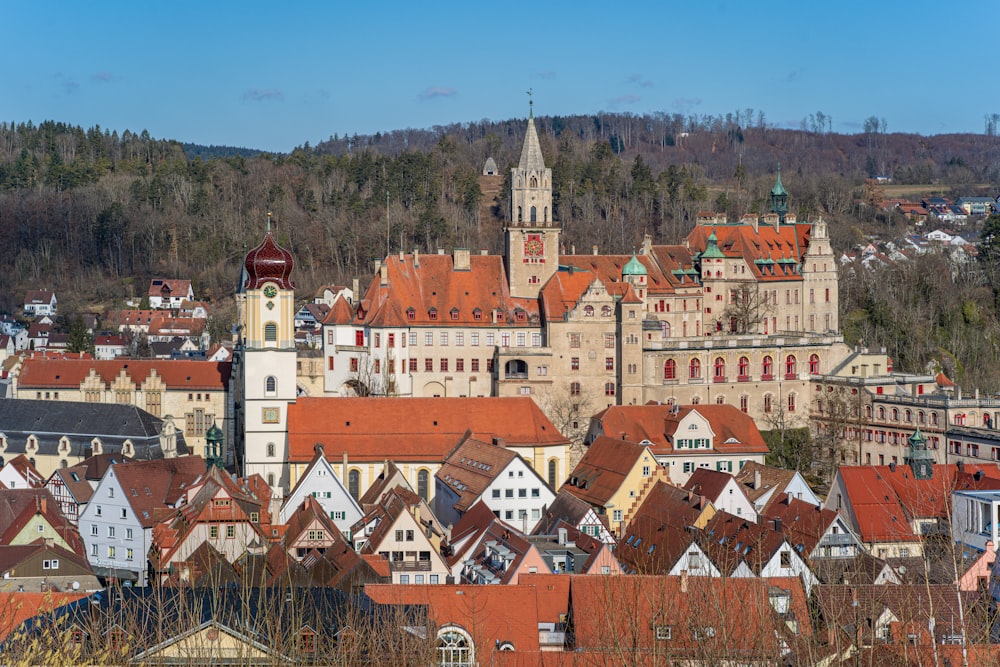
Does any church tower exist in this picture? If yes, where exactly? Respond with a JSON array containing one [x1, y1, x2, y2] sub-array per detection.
[[506, 101, 560, 299], [237, 218, 297, 494]]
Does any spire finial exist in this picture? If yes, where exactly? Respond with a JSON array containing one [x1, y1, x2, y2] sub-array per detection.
[[526, 88, 534, 119], [266, 211, 272, 233]]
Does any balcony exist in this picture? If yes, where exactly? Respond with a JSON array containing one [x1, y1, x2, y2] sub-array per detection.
[[761, 374, 774, 382], [390, 560, 431, 572], [737, 375, 751, 383], [713, 376, 727, 384]]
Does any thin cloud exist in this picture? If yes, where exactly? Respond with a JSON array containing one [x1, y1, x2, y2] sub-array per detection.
[[243, 88, 284, 103], [671, 97, 702, 113], [609, 94, 641, 108], [783, 71, 798, 83], [535, 71, 557, 80], [626, 74, 653, 88], [53, 73, 78, 95], [418, 86, 457, 101], [91, 71, 114, 83]]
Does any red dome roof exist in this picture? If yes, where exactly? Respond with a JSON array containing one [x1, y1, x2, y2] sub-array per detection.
[[243, 231, 295, 290]]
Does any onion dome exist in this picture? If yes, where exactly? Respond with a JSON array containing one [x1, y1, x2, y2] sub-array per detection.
[[622, 254, 647, 277], [243, 228, 296, 290], [206, 421, 224, 444], [701, 230, 726, 259]]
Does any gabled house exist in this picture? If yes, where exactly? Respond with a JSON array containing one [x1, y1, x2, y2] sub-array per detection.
[[278, 444, 362, 536], [357, 460, 413, 511], [763, 492, 863, 561], [150, 466, 273, 584], [148, 279, 195, 309], [531, 488, 616, 546], [93, 334, 128, 360], [0, 455, 45, 489], [700, 511, 819, 592], [23, 291, 57, 318], [78, 455, 207, 585], [733, 461, 819, 512], [586, 403, 769, 484], [434, 433, 555, 529], [352, 486, 450, 584], [0, 488, 87, 557], [44, 453, 129, 524], [561, 436, 666, 536], [0, 540, 101, 592], [683, 468, 758, 523], [280, 495, 348, 561]]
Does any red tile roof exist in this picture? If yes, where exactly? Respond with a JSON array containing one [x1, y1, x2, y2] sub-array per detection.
[[17, 358, 231, 390], [287, 397, 568, 463], [682, 468, 735, 503], [148, 279, 192, 298], [591, 403, 769, 456], [436, 435, 521, 512], [562, 436, 650, 507], [0, 592, 87, 642], [762, 493, 841, 558], [110, 456, 208, 528], [329, 253, 539, 328], [560, 254, 673, 296], [688, 223, 812, 282]]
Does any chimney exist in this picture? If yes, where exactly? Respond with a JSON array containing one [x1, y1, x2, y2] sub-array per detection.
[[437, 248, 445, 255], [379, 263, 388, 287], [352, 278, 359, 300], [399, 249, 404, 261], [453, 248, 470, 271], [492, 436, 506, 448], [480, 249, 488, 255], [343, 451, 349, 479], [571, 244, 576, 255], [558, 527, 568, 546], [680, 569, 689, 593], [314, 443, 325, 457], [642, 234, 653, 255], [754, 468, 762, 490], [413, 248, 420, 268], [773, 517, 782, 532], [592, 245, 599, 256], [40, 495, 47, 515]]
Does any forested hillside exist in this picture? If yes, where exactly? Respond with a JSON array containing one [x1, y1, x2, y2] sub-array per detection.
[[1, 115, 999, 388]]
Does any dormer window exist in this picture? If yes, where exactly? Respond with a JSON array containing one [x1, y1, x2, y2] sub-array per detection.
[[428, 308, 438, 321], [515, 310, 526, 322], [496, 310, 504, 321], [450, 308, 459, 320], [356, 307, 366, 320], [406, 307, 416, 321], [473, 308, 482, 321]]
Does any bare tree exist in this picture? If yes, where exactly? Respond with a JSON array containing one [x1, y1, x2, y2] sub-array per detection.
[[721, 279, 774, 335]]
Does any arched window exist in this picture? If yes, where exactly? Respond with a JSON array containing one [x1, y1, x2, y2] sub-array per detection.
[[530, 206, 537, 222], [437, 627, 473, 667], [689, 359, 701, 379], [661, 321, 670, 339], [740, 395, 749, 413], [809, 354, 820, 374], [714, 357, 725, 380], [517, 206, 523, 222], [931, 413, 939, 426], [716, 394, 725, 404], [505, 359, 528, 378], [265, 376, 277, 396], [548, 460, 558, 489], [865, 405, 873, 419], [570, 382, 581, 396], [762, 356, 773, 379], [738, 357, 749, 379], [891, 408, 899, 422], [785, 355, 797, 378], [764, 394, 773, 413], [604, 382, 615, 397], [544, 206, 548, 222], [267, 473, 275, 487], [529, 176, 538, 188], [583, 306, 594, 317], [348, 470, 360, 501], [788, 393, 796, 412], [664, 359, 677, 380], [878, 407, 885, 420], [417, 469, 429, 502], [918, 411, 925, 424], [266, 443, 276, 457], [904, 410, 912, 423], [601, 305, 612, 317], [691, 395, 701, 405], [264, 322, 278, 343]]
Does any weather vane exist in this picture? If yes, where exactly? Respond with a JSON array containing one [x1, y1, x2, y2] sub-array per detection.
[[526, 88, 534, 117], [266, 211, 272, 232]]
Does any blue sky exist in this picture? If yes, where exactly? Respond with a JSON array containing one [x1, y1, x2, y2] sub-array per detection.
[[3, 1, 998, 153]]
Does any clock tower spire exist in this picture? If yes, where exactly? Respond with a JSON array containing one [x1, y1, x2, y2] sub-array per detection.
[[506, 98, 559, 299]]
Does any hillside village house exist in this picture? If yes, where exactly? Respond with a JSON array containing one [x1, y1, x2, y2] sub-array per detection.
[[23, 290, 57, 318], [148, 279, 195, 309]]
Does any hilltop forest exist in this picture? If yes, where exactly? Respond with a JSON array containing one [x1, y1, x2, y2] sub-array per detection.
[[2, 113, 1000, 390]]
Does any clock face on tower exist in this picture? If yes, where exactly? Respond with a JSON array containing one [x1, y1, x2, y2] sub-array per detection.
[[263, 284, 278, 298], [524, 234, 543, 259]]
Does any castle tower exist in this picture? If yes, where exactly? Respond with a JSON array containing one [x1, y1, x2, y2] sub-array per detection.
[[506, 102, 560, 299], [237, 219, 297, 494]]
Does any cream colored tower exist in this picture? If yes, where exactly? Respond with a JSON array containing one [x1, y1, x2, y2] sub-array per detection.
[[507, 104, 560, 299], [238, 223, 298, 495]]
